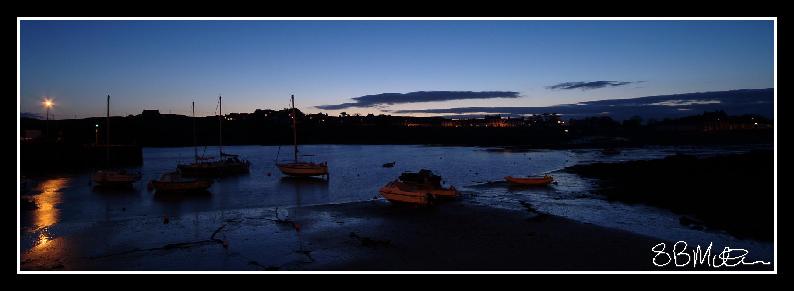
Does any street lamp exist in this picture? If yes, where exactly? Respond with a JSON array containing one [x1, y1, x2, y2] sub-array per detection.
[[42, 98, 54, 139]]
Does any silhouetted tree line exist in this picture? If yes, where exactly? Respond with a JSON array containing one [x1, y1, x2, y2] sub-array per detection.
[[20, 109, 772, 148]]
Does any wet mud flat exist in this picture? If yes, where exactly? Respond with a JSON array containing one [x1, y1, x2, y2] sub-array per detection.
[[22, 198, 693, 271], [564, 150, 774, 242]]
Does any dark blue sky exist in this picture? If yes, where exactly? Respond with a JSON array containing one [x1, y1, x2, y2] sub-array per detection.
[[20, 20, 774, 118]]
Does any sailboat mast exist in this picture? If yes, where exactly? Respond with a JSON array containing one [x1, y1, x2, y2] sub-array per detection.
[[193, 101, 197, 163], [106, 94, 110, 165], [219, 95, 223, 157], [291, 94, 298, 163]]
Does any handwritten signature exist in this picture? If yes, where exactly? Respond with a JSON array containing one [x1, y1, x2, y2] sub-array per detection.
[[652, 241, 771, 268]]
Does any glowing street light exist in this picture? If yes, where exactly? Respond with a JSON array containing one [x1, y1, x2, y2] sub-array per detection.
[[42, 98, 54, 119], [42, 98, 54, 139]]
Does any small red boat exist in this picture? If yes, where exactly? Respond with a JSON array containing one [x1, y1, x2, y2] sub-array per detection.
[[505, 175, 554, 186]]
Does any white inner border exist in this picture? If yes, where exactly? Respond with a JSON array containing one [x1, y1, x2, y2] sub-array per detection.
[[17, 16, 777, 275]]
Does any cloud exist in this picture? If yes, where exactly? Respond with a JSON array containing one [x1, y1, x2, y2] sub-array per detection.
[[392, 88, 773, 121], [547, 81, 638, 90], [649, 99, 721, 106], [21, 112, 43, 119], [316, 91, 520, 110]]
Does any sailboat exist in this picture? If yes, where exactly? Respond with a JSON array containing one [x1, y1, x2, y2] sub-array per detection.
[[178, 95, 250, 177], [277, 95, 328, 178], [92, 94, 142, 187], [150, 102, 215, 193]]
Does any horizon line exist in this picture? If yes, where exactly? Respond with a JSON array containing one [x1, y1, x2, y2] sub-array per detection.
[[19, 87, 773, 120]]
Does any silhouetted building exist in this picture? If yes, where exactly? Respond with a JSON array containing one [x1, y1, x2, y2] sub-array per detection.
[[650, 111, 772, 132], [141, 110, 161, 117]]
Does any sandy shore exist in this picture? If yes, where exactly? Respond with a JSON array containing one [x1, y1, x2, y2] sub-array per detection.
[[22, 197, 710, 271]]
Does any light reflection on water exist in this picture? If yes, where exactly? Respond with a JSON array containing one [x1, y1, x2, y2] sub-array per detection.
[[19, 144, 772, 263], [28, 178, 68, 250]]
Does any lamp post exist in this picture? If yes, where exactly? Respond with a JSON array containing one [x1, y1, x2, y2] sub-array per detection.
[[42, 98, 54, 140]]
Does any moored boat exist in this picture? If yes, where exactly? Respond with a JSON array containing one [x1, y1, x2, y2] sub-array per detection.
[[93, 169, 142, 187], [92, 94, 142, 188], [178, 97, 250, 177], [277, 161, 328, 177], [178, 154, 251, 177], [277, 94, 328, 178], [149, 171, 213, 193], [504, 175, 554, 186], [379, 169, 458, 205]]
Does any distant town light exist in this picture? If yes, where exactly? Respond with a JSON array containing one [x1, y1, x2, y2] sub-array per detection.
[[95, 124, 99, 128], [754, 122, 759, 125]]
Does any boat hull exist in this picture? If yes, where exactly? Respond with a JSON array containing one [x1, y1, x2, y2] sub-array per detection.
[[92, 171, 141, 187], [277, 162, 328, 177], [378, 181, 458, 205], [504, 176, 553, 186]]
